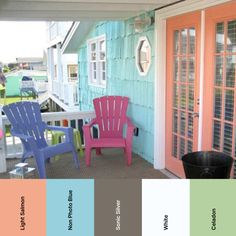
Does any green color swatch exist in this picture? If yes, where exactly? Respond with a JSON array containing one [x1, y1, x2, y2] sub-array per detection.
[[190, 180, 236, 236]]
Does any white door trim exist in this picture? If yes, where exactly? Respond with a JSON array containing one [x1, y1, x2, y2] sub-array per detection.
[[153, 0, 231, 169]]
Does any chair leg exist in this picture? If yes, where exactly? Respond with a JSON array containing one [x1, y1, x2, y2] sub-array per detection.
[[21, 153, 27, 163], [75, 129, 84, 157], [96, 148, 102, 155], [85, 148, 91, 167], [126, 146, 132, 166], [34, 152, 46, 179], [72, 147, 79, 168]]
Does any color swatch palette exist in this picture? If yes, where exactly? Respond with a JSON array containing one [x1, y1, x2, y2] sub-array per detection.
[[0, 179, 235, 236]]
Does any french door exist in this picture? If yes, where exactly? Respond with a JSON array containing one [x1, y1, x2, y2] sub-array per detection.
[[166, 1, 236, 178], [202, 2, 236, 171], [166, 12, 201, 178]]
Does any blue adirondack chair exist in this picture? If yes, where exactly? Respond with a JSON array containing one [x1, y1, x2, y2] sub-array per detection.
[[3, 101, 79, 178]]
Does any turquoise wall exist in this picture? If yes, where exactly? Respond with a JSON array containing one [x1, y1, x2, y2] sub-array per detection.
[[78, 13, 155, 163]]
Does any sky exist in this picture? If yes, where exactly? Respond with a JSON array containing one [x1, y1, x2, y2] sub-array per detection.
[[0, 21, 47, 63]]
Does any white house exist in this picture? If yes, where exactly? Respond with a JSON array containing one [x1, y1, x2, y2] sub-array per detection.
[[46, 22, 79, 111]]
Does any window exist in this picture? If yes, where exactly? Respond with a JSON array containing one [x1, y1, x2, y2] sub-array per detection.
[[67, 64, 78, 81], [87, 35, 106, 87], [136, 36, 151, 76]]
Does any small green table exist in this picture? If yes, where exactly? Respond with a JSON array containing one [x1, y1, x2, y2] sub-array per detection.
[[51, 129, 84, 160]]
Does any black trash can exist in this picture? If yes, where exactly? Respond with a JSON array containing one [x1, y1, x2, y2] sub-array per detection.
[[182, 151, 233, 179]]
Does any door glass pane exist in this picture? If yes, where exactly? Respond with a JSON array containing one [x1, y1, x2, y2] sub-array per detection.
[[173, 84, 179, 108], [188, 85, 194, 112], [188, 57, 195, 82], [214, 88, 222, 119], [172, 135, 178, 158], [179, 137, 186, 158], [227, 20, 236, 53], [213, 120, 221, 150], [173, 109, 178, 133], [216, 22, 224, 53], [181, 29, 188, 54], [174, 57, 179, 81], [215, 56, 223, 86], [188, 113, 193, 139], [180, 57, 187, 81], [226, 55, 236, 87], [187, 140, 193, 153], [180, 111, 186, 136], [224, 90, 234, 121], [180, 85, 186, 109], [189, 28, 195, 54], [223, 123, 233, 155], [174, 30, 180, 54]]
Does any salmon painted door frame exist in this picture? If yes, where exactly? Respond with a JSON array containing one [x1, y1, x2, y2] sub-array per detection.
[[166, 11, 201, 178], [154, 0, 231, 173], [202, 2, 236, 161]]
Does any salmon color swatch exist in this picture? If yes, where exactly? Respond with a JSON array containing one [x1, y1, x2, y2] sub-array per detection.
[[0, 180, 46, 236]]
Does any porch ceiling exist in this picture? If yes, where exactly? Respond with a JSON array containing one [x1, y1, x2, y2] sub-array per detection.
[[0, 0, 182, 21]]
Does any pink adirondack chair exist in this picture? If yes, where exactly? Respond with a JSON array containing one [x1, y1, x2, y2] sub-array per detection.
[[83, 96, 135, 166]]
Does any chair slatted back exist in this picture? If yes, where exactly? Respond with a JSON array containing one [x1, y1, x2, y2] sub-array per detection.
[[3, 102, 47, 148], [93, 96, 129, 138]]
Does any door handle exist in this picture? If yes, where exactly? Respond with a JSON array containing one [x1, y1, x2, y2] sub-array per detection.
[[192, 112, 199, 118]]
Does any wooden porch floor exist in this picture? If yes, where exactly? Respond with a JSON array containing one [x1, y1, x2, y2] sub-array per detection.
[[0, 148, 169, 179]]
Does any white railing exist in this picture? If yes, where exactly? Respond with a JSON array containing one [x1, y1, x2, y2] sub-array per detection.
[[64, 82, 79, 107], [20, 80, 48, 94], [0, 110, 95, 173], [35, 80, 48, 93], [52, 80, 79, 108]]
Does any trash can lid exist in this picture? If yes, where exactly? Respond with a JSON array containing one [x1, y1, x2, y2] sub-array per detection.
[[182, 151, 233, 167]]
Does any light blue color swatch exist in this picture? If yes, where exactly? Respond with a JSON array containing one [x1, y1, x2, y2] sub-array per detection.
[[46, 179, 94, 236]]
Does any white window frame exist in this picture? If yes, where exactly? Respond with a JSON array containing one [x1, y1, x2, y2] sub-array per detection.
[[67, 64, 78, 82], [87, 34, 106, 88], [135, 36, 151, 76]]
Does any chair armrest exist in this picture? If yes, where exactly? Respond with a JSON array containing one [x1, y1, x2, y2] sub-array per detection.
[[83, 119, 97, 141], [83, 119, 97, 129], [11, 131, 33, 141], [11, 130, 39, 153], [45, 125, 73, 143], [46, 125, 71, 132], [126, 117, 135, 129], [125, 117, 135, 144]]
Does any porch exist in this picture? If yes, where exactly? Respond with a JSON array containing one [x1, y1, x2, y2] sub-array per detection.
[[0, 109, 170, 179], [0, 149, 169, 179]]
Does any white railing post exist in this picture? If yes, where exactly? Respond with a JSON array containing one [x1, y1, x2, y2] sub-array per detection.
[[0, 106, 7, 173]]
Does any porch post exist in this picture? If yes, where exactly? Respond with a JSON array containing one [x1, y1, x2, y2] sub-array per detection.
[[197, 10, 205, 150], [154, 12, 166, 169], [0, 106, 7, 173], [47, 47, 54, 93], [56, 43, 64, 101], [56, 43, 63, 83]]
